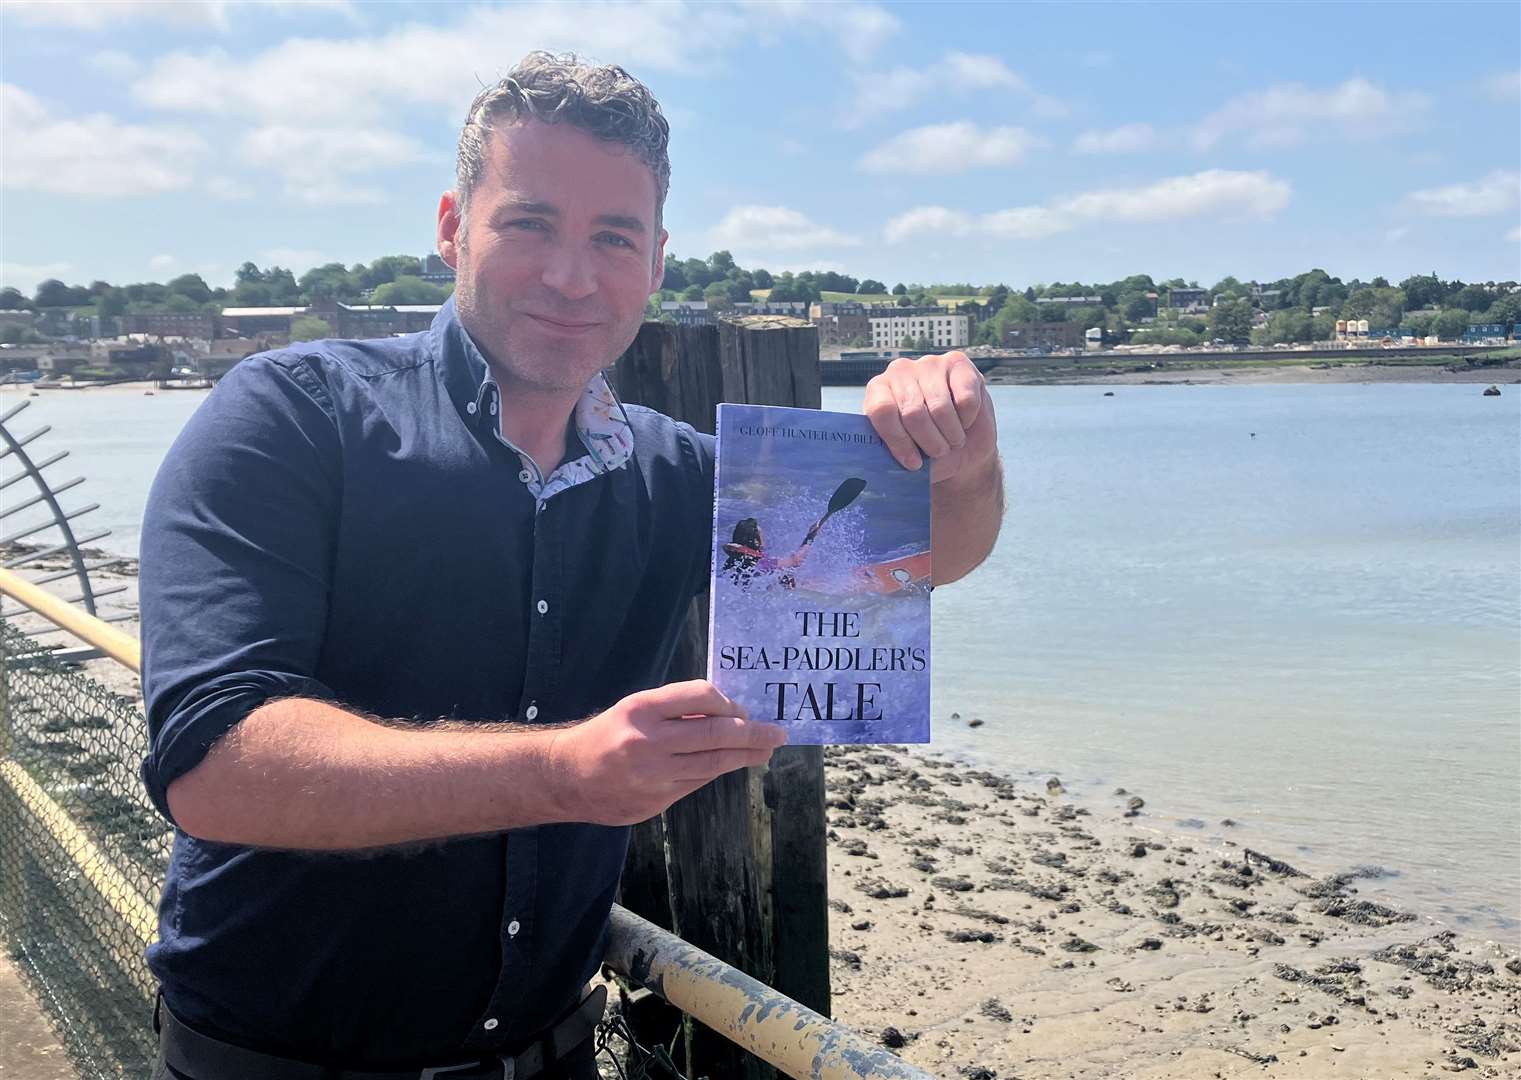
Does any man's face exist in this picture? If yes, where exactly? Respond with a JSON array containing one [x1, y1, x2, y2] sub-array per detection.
[[439, 119, 666, 394]]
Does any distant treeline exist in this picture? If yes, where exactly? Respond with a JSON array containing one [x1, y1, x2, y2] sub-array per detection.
[[3, 252, 1516, 349], [0, 256, 453, 321]]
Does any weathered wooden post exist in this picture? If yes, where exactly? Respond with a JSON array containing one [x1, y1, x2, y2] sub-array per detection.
[[612, 316, 828, 1079]]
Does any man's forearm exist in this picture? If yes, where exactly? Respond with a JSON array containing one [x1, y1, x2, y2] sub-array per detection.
[[166, 697, 573, 851], [932, 453, 1005, 586]]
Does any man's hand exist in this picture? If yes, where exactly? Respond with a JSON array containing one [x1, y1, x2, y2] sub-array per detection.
[[864, 351, 998, 486], [547, 680, 787, 826]]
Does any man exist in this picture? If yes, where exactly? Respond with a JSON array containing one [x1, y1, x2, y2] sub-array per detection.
[[140, 53, 1002, 1080]]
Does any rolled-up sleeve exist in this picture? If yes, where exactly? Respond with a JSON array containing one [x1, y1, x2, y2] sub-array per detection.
[[139, 354, 342, 825]]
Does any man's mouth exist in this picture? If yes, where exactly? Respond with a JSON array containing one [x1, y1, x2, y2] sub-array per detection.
[[524, 313, 601, 331]]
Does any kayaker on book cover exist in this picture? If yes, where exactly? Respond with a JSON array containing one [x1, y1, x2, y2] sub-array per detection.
[[720, 477, 930, 594]]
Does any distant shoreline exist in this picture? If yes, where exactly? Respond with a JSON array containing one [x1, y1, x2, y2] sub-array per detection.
[[17, 364, 1521, 397], [1005, 360, 1521, 387], [15, 380, 210, 395]]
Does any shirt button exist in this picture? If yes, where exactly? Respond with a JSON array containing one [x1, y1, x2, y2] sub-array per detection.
[[466, 401, 478, 415], [536, 600, 548, 615], [489, 400, 498, 416], [483, 1018, 498, 1031], [508, 920, 521, 937], [518, 469, 532, 484], [525, 703, 539, 720]]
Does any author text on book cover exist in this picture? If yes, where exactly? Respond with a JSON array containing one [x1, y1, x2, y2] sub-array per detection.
[[707, 403, 931, 744]]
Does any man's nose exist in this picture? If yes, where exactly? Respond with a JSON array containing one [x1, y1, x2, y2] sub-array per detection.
[[540, 241, 597, 301]]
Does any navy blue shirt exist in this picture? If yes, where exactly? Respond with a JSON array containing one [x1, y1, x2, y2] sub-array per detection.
[[139, 298, 714, 1068]]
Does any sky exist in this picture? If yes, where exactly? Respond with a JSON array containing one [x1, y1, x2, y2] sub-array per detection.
[[2, 0, 1519, 294]]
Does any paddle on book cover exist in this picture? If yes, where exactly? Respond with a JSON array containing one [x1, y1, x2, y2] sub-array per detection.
[[707, 403, 931, 744]]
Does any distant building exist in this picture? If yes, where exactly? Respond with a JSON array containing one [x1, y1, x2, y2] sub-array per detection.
[[90, 340, 166, 377], [1036, 295, 1104, 306], [869, 312, 968, 350], [0, 343, 50, 373], [312, 301, 439, 338], [219, 306, 305, 339], [123, 310, 217, 339], [730, 301, 809, 317], [419, 254, 456, 285], [1004, 322, 1084, 350], [37, 351, 90, 377], [1165, 287, 1209, 312], [658, 301, 713, 327], [809, 302, 872, 346], [33, 310, 97, 339]]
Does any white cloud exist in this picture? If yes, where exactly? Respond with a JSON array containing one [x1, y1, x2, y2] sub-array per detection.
[[1029, 95, 1072, 121], [1483, 70, 1521, 101], [1403, 170, 1520, 218], [238, 125, 428, 203], [1191, 77, 1428, 149], [1, 261, 73, 292], [87, 49, 140, 79], [942, 51, 1028, 92], [133, 3, 888, 125], [1508, 226, 1521, 243], [860, 122, 1045, 174], [1057, 170, 1290, 222], [777, 0, 901, 64], [148, 254, 178, 272], [5, 0, 354, 31], [1072, 123, 1159, 155], [847, 66, 934, 120], [981, 206, 1069, 240], [709, 206, 858, 252], [884, 206, 973, 244], [205, 176, 254, 201], [1, 84, 205, 197], [885, 169, 1291, 243], [844, 51, 1062, 125]]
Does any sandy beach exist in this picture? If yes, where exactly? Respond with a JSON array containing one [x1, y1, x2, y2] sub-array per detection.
[[4, 553, 1519, 1079]]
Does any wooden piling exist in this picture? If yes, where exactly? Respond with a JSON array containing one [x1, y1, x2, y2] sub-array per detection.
[[611, 316, 828, 1079]]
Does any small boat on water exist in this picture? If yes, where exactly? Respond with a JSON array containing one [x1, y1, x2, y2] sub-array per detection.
[[1482, 385, 1501, 396]]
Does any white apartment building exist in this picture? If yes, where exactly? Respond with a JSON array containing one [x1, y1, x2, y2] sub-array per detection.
[[868, 312, 969, 350]]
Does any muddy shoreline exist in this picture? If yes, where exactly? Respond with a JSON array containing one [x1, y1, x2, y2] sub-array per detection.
[[5, 554, 1518, 1078], [821, 743, 1519, 1078], [985, 359, 1521, 388]]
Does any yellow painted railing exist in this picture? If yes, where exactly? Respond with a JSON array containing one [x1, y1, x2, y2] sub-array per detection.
[[0, 565, 934, 1080]]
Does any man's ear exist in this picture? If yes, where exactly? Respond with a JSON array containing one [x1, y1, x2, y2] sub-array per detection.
[[437, 191, 463, 268], [650, 228, 669, 294]]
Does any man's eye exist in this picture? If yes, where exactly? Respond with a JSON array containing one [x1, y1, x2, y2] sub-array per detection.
[[508, 219, 548, 231], [599, 234, 635, 249]]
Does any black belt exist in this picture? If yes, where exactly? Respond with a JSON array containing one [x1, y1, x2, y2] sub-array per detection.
[[154, 985, 607, 1080]]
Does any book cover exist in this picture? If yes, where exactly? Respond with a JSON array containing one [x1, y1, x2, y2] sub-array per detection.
[[707, 403, 931, 744]]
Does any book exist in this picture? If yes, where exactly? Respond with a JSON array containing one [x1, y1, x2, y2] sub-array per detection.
[[707, 403, 931, 744]]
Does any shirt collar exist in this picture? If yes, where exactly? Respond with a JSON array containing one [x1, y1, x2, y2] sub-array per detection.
[[430, 295, 635, 478]]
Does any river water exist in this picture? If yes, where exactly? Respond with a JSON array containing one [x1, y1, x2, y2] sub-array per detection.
[[3, 380, 1518, 932]]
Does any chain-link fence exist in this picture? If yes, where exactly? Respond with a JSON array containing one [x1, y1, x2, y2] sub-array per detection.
[[0, 619, 164, 1077]]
